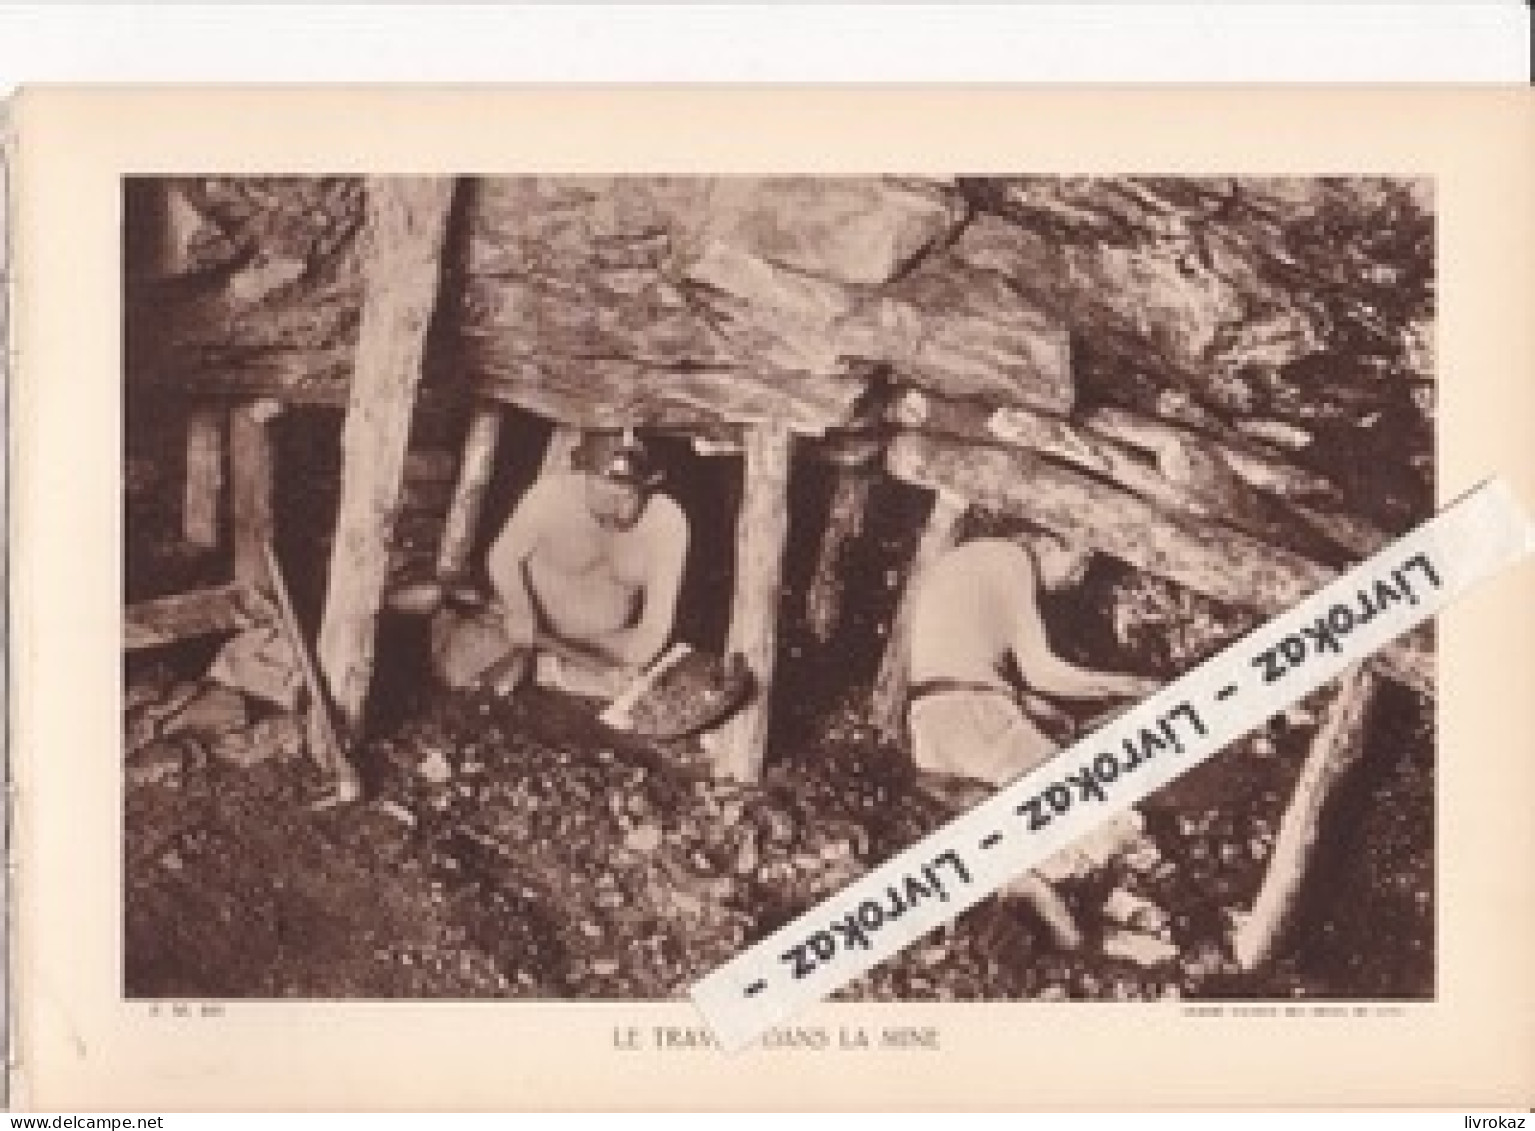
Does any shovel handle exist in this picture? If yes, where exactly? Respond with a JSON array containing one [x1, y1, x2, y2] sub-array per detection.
[[258, 541, 350, 784]]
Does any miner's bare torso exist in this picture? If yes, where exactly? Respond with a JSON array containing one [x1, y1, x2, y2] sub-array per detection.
[[524, 481, 666, 640]]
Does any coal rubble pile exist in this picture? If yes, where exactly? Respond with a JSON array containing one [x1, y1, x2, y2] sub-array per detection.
[[123, 673, 1275, 1003], [365, 689, 887, 1001], [376, 683, 1339, 1002]]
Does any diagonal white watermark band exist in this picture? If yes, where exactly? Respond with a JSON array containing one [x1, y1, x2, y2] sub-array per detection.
[[691, 479, 1534, 1052]]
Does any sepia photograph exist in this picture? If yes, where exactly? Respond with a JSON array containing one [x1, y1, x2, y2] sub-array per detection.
[[119, 173, 1439, 1007]]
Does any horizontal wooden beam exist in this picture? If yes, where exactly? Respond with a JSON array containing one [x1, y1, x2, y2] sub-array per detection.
[[481, 383, 746, 448], [886, 431, 1432, 697], [678, 432, 884, 463], [477, 359, 864, 436], [1082, 406, 1340, 503], [891, 387, 1391, 561], [805, 432, 887, 468], [132, 366, 461, 413], [687, 431, 887, 467], [891, 386, 1187, 506], [132, 354, 356, 406]]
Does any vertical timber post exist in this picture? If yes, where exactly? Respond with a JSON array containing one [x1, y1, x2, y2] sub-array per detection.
[[713, 422, 793, 782], [436, 404, 503, 581], [183, 409, 224, 550], [228, 401, 276, 588], [539, 423, 583, 479], [1232, 664, 1379, 969], [869, 488, 967, 744], [317, 176, 455, 736], [804, 461, 876, 643]]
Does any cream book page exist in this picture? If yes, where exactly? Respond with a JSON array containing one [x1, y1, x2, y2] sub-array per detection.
[[7, 87, 1534, 1110]]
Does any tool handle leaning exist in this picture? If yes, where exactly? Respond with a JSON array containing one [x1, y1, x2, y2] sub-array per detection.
[[259, 540, 354, 791]]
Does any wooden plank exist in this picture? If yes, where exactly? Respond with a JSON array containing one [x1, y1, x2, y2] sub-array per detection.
[[886, 431, 1433, 698], [124, 583, 258, 651], [183, 408, 224, 550], [869, 488, 968, 743], [711, 423, 794, 782], [228, 401, 277, 588], [1231, 665, 1378, 969], [316, 177, 455, 732], [435, 405, 503, 581], [804, 463, 876, 644]]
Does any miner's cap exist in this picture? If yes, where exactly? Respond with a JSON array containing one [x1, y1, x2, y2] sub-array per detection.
[[575, 428, 663, 488]]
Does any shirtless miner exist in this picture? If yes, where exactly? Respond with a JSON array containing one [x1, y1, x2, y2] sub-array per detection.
[[905, 526, 1160, 950], [430, 429, 689, 700]]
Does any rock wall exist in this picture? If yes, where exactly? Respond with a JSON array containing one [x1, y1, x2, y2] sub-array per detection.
[[960, 177, 1432, 415], [454, 176, 1074, 429], [127, 173, 1434, 538], [124, 177, 366, 397]]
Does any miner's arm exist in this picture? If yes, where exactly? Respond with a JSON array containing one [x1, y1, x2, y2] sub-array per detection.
[[1009, 555, 1159, 703], [485, 477, 559, 646]]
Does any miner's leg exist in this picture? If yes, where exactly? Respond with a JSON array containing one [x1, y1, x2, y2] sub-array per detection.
[[910, 695, 1084, 952], [998, 871, 1084, 951]]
